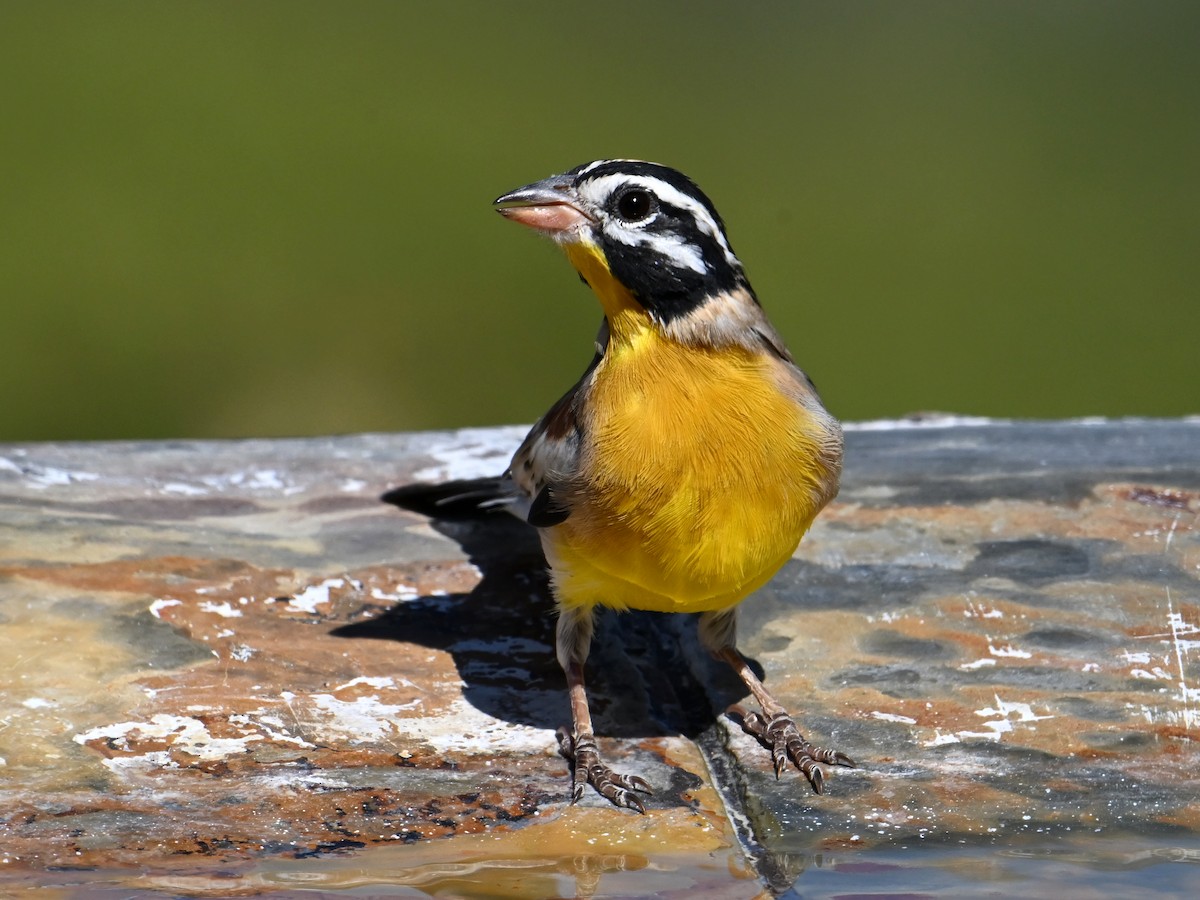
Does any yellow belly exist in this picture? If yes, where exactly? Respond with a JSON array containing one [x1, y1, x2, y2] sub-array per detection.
[[544, 330, 836, 614]]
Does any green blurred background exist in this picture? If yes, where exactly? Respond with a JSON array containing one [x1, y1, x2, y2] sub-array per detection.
[[2, 1, 1197, 441]]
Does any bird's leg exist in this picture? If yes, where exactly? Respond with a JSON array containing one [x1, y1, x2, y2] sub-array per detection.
[[555, 605, 652, 812], [699, 609, 855, 794]]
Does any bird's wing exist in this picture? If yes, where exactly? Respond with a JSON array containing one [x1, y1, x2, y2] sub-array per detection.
[[751, 321, 794, 363], [507, 322, 607, 528], [751, 318, 834, 400]]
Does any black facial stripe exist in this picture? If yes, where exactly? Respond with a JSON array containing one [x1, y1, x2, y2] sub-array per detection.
[[647, 199, 741, 275], [598, 233, 744, 322]]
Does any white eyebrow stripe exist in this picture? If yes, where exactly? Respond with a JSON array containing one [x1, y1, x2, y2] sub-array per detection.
[[579, 174, 741, 271], [606, 227, 708, 274]]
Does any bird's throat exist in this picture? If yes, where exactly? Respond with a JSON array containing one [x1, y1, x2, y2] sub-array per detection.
[[564, 241, 651, 345]]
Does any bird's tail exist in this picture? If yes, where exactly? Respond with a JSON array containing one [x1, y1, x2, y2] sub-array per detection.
[[382, 477, 515, 520]]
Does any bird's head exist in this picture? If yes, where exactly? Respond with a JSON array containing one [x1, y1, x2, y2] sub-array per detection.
[[495, 160, 760, 342]]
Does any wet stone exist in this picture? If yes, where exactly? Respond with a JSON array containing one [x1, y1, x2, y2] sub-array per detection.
[[1, 418, 1199, 896]]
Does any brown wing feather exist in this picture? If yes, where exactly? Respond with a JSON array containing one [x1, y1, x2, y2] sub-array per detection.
[[507, 322, 608, 526]]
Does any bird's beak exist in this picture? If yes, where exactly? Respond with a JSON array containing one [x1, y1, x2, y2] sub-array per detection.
[[494, 174, 593, 236]]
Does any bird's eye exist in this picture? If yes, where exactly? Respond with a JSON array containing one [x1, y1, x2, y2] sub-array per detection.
[[614, 188, 656, 222]]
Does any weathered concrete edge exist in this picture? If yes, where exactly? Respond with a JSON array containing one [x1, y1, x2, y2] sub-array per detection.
[[4, 415, 1198, 478]]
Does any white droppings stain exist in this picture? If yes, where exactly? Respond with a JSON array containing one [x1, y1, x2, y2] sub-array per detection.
[[248, 715, 315, 748], [149, 598, 183, 618], [925, 731, 962, 747], [306, 694, 423, 743], [988, 643, 1032, 659], [1082, 662, 1101, 673], [198, 600, 243, 618], [35, 467, 98, 488], [371, 584, 420, 602], [74, 714, 263, 761], [334, 676, 396, 691], [925, 695, 1054, 746], [198, 468, 303, 495], [871, 711, 917, 725], [288, 578, 345, 614], [225, 469, 283, 490], [411, 427, 526, 482], [22, 698, 57, 710], [340, 478, 367, 492], [0, 457, 101, 490], [959, 658, 996, 671], [1122, 651, 1152, 665], [1131, 667, 1173, 681], [392, 698, 552, 753], [971, 696, 1054, 739], [273, 685, 552, 754], [160, 482, 209, 496], [964, 600, 1005, 619]]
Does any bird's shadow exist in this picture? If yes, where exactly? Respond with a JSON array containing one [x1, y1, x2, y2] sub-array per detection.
[[329, 483, 753, 741]]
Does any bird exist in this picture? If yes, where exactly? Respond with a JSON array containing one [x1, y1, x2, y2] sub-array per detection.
[[394, 159, 852, 812]]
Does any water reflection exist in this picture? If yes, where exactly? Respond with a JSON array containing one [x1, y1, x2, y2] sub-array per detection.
[[10, 835, 1200, 898], [776, 839, 1200, 899]]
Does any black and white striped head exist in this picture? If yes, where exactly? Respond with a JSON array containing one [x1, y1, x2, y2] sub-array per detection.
[[495, 160, 756, 323]]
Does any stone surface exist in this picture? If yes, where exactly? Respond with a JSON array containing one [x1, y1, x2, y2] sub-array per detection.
[[687, 418, 1200, 890], [1, 418, 1198, 896]]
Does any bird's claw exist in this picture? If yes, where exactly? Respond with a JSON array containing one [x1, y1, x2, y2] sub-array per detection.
[[557, 727, 652, 813], [740, 711, 855, 794]]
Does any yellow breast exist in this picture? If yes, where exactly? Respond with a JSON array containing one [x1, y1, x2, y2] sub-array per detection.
[[545, 324, 837, 614]]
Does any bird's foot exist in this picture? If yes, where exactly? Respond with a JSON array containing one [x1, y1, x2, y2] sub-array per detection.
[[557, 727, 652, 813], [738, 710, 855, 794]]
